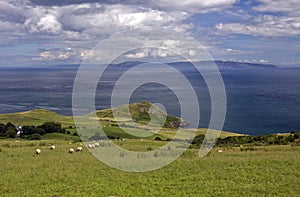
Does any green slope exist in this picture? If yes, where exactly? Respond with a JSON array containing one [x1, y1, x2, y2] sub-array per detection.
[[0, 101, 241, 139], [0, 109, 75, 127]]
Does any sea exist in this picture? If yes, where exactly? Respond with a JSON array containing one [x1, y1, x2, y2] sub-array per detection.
[[1, 63, 300, 135]]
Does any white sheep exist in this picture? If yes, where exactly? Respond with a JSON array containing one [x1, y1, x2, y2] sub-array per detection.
[[35, 148, 41, 155], [94, 142, 100, 147], [69, 148, 74, 153], [217, 149, 223, 153], [88, 144, 95, 149], [76, 147, 83, 152], [50, 145, 56, 150]]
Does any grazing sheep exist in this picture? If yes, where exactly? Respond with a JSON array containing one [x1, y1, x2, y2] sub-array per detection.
[[35, 149, 41, 155], [217, 149, 223, 153], [50, 145, 56, 150], [88, 144, 95, 149], [94, 142, 100, 147], [76, 147, 83, 152], [69, 148, 74, 153]]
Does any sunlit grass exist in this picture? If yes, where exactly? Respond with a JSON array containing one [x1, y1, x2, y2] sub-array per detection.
[[0, 139, 299, 196]]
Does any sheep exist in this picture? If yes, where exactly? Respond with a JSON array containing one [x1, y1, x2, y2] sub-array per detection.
[[76, 147, 83, 152], [88, 144, 95, 149], [35, 148, 41, 155], [217, 149, 223, 153], [50, 145, 56, 150], [69, 148, 74, 153], [94, 142, 100, 147]]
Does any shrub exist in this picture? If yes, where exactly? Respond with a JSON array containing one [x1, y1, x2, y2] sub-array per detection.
[[154, 136, 162, 141], [147, 147, 153, 151], [191, 134, 205, 145], [39, 122, 63, 133], [6, 129, 17, 138], [22, 126, 45, 135], [5, 122, 16, 131], [0, 123, 6, 135], [28, 133, 41, 140]]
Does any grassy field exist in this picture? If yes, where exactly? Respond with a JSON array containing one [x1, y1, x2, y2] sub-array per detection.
[[0, 138, 299, 196], [0, 103, 299, 196]]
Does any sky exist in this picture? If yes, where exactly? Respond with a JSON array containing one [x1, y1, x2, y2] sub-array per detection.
[[0, 0, 299, 67]]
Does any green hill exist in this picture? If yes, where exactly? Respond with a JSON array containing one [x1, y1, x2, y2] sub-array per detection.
[[0, 101, 240, 140], [0, 109, 74, 127]]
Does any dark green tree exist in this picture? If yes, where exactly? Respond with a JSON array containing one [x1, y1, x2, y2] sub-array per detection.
[[0, 123, 6, 137], [5, 122, 16, 131], [6, 128, 17, 138], [28, 133, 41, 140], [39, 122, 62, 133]]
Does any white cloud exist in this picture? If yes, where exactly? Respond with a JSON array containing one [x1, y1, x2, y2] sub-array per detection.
[[154, 0, 239, 13], [33, 47, 84, 62], [29, 15, 62, 34], [216, 0, 300, 37], [60, 4, 190, 35], [215, 14, 300, 37], [226, 48, 238, 52], [0, 0, 298, 65], [0, 20, 18, 32], [253, 0, 300, 13]]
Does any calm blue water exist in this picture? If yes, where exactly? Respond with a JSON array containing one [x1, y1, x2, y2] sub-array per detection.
[[0, 64, 300, 135]]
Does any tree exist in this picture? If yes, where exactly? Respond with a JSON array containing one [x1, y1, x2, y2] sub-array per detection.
[[28, 133, 41, 140], [22, 126, 45, 135], [6, 128, 17, 138], [5, 122, 16, 131], [0, 123, 6, 137], [191, 134, 205, 145], [39, 122, 62, 133]]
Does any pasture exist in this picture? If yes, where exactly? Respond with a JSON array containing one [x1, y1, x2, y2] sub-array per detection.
[[0, 138, 299, 196]]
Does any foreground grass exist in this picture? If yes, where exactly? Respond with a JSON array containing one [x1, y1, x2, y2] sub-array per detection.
[[0, 139, 299, 196]]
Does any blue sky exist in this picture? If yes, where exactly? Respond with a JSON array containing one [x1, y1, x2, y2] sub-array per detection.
[[0, 0, 299, 67]]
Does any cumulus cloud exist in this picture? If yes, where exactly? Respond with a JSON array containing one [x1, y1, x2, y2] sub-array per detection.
[[154, 0, 239, 13], [215, 15, 300, 37], [215, 0, 300, 37], [29, 15, 62, 34], [28, 0, 239, 13], [253, 0, 300, 13], [33, 47, 84, 62], [0, 0, 298, 65]]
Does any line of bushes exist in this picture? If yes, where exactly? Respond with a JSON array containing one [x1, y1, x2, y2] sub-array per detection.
[[0, 122, 75, 140], [191, 132, 300, 147]]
